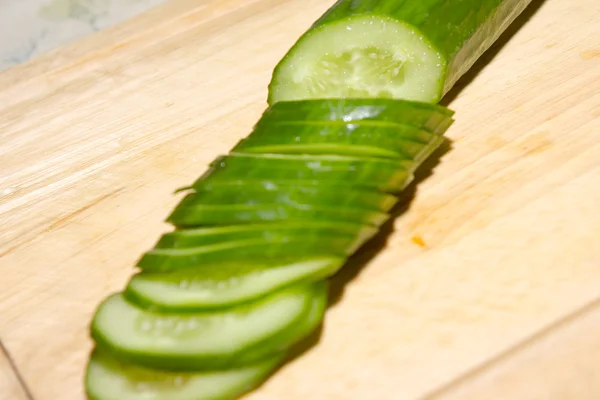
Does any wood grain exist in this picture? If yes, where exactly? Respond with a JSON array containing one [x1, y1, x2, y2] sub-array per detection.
[[0, 0, 599, 399], [0, 342, 31, 400]]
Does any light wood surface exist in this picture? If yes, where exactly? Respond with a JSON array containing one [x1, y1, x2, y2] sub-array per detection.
[[0, 343, 30, 400], [1, 0, 599, 399]]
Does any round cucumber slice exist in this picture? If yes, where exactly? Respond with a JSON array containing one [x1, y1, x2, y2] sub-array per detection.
[[167, 203, 389, 229], [256, 98, 453, 132], [154, 221, 377, 249], [126, 257, 344, 310], [86, 349, 282, 400], [268, 16, 445, 103], [182, 180, 398, 212], [91, 283, 316, 370], [136, 236, 369, 272], [238, 280, 328, 364], [197, 153, 414, 193]]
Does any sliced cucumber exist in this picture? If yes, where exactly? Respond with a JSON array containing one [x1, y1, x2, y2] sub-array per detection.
[[85, 349, 282, 400], [137, 236, 362, 272], [126, 257, 343, 310], [154, 222, 377, 249], [195, 153, 414, 193], [249, 120, 440, 144], [91, 283, 318, 370], [256, 98, 453, 132], [180, 180, 398, 212], [237, 280, 328, 364], [268, 0, 534, 103], [167, 203, 389, 229], [233, 125, 439, 160]]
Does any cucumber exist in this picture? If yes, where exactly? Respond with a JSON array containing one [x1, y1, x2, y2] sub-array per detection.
[[233, 124, 441, 160], [136, 237, 359, 273], [85, 349, 282, 400], [126, 257, 342, 310], [91, 283, 321, 371], [180, 180, 398, 212], [235, 280, 328, 363], [167, 203, 389, 229], [249, 120, 441, 144], [195, 153, 414, 193], [153, 222, 377, 249], [256, 98, 453, 132], [268, 0, 534, 103]]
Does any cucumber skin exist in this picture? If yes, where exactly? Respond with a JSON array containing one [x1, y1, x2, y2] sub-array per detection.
[[136, 238, 358, 272], [196, 154, 414, 193], [154, 222, 377, 249], [179, 182, 398, 212], [268, 0, 534, 103], [257, 98, 453, 131]]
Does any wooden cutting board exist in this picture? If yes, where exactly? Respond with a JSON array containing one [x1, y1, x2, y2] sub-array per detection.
[[1, 0, 599, 398]]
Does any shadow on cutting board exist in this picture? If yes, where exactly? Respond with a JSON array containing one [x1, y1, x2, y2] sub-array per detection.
[[276, 0, 548, 376]]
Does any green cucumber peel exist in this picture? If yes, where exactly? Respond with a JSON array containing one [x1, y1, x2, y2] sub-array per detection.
[[137, 236, 371, 273]]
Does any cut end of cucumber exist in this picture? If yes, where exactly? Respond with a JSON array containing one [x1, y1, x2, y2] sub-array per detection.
[[268, 16, 445, 104]]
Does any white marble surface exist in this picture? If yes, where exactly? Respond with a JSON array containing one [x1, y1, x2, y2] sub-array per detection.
[[0, 0, 168, 71]]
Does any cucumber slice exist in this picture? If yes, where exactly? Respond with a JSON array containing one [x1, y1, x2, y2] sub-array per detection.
[[91, 283, 318, 370], [154, 222, 377, 249], [196, 153, 414, 193], [167, 203, 389, 229], [238, 279, 328, 363], [85, 349, 282, 400], [137, 236, 363, 272], [249, 120, 440, 144], [181, 180, 398, 212], [256, 98, 453, 132], [126, 257, 343, 310], [268, 0, 534, 103], [233, 124, 440, 160]]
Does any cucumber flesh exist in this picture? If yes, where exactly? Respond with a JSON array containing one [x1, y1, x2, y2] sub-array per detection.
[[137, 236, 365, 272], [126, 257, 343, 310], [167, 203, 389, 229], [180, 180, 398, 212], [268, 0, 534, 103], [196, 153, 413, 193], [91, 283, 316, 370], [256, 98, 453, 131], [154, 222, 377, 249], [85, 349, 282, 400]]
